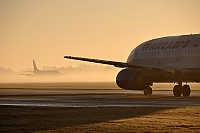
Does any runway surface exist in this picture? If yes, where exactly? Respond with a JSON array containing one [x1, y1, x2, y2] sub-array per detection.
[[0, 89, 200, 107]]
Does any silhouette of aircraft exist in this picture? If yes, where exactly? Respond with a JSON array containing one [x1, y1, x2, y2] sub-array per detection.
[[21, 60, 61, 77], [64, 34, 200, 97]]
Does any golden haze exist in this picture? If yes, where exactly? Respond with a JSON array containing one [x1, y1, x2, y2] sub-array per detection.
[[0, 0, 200, 82]]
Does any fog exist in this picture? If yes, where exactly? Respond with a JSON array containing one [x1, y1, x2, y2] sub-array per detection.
[[1, 0, 200, 71], [1, 1, 200, 84], [1, 64, 200, 90], [0, 63, 119, 83]]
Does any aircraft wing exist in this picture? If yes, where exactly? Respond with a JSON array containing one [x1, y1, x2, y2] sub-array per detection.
[[64, 56, 173, 76], [64, 56, 133, 68], [64, 56, 159, 69]]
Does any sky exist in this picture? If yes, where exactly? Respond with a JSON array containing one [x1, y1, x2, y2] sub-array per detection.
[[0, 0, 200, 82]]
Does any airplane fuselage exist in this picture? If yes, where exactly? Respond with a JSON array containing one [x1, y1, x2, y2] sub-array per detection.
[[21, 60, 61, 77], [33, 70, 60, 76], [127, 34, 200, 69]]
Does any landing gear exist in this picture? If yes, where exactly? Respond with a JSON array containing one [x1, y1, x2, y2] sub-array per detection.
[[173, 85, 182, 97], [144, 87, 152, 95], [173, 82, 191, 97], [182, 85, 190, 97]]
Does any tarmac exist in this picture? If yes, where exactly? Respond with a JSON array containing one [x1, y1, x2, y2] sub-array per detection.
[[0, 89, 200, 107]]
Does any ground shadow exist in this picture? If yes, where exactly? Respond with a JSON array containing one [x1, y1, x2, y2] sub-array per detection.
[[0, 105, 176, 132]]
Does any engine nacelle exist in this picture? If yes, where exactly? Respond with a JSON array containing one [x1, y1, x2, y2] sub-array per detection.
[[116, 68, 150, 90]]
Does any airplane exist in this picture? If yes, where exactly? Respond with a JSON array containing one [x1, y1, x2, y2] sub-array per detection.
[[64, 34, 200, 97], [21, 60, 61, 77]]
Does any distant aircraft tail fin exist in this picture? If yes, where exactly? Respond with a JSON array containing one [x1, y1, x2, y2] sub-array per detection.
[[33, 60, 40, 72]]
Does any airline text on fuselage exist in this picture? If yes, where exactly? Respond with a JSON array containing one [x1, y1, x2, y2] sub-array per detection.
[[141, 40, 191, 51]]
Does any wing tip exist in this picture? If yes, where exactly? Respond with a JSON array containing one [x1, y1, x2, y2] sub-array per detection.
[[64, 56, 71, 58]]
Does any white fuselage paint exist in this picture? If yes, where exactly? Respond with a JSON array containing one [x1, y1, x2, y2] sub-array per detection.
[[127, 34, 200, 70]]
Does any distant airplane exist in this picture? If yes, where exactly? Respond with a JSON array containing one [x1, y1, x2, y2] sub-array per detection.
[[64, 34, 200, 97], [21, 60, 61, 77]]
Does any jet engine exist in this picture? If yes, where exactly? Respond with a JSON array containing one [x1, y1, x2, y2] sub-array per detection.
[[116, 68, 150, 90]]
